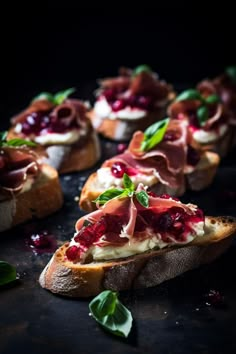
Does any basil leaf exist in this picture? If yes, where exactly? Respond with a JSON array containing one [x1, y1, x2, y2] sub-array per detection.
[[141, 118, 170, 151], [94, 188, 124, 205], [205, 94, 220, 104], [123, 173, 134, 192], [197, 105, 209, 126], [0, 261, 17, 286], [135, 190, 149, 208], [89, 290, 133, 338], [176, 89, 203, 102], [132, 64, 152, 76], [225, 66, 236, 84], [0, 131, 8, 144], [54, 88, 76, 105], [4, 138, 37, 147], [32, 92, 55, 103]]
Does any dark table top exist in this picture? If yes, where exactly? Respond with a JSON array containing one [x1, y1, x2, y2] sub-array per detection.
[[0, 136, 236, 354]]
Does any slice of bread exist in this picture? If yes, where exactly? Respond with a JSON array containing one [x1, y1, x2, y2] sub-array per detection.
[[88, 107, 168, 141], [79, 151, 220, 212], [39, 216, 236, 297], [7, 127, 101, 174], [0, 164, 63, 232]]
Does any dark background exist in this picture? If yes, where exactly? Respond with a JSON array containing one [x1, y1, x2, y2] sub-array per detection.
[[1, 4, 236, 127]]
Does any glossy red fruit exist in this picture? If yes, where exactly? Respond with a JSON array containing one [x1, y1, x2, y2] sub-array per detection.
[[66, 245, 79, 261], [111, 162, 127, 178], [30, 233, 50, 248], [112, 99, 126, 112]]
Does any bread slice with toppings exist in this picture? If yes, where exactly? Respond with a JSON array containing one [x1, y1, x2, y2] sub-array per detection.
[[89, 65, 175, 141], [79, 119, 220, 212], [8, 90, 101, 174], [0, 139, 63, 232], [39, 181, 236, 297]]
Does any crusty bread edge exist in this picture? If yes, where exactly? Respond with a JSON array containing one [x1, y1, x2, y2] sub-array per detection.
[[39, 216, 236, 297], [79, 151, 220, 212], [0, 164, 63, 232]]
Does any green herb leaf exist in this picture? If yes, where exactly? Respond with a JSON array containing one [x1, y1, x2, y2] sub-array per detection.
[[204, 94, 220, 104], [4, 138, 37, 147], [32, 92, 55, 103], [135, 190, 149, 208], [0, 131, 8, 143], [132, 64, 152, 76], [54, 87, 76, 105], [141, 118, 170, 151], [0, 261, 17, 286], [225, 66, 236, 84], [94, 188, 124, 205], [197, 105, 209, 126], [123, 173, 134, 192], [89, 290, 133, 338], [176, 89, 203, 102]]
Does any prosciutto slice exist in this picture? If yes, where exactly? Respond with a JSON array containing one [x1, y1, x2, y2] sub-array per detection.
[[11, 98, 88, 132], [97, 67, 172, 103], [75, 186, 197, 243], [169, 89, 228, 130], [0, 147, 39, 194], [102, 119, 188, 189]]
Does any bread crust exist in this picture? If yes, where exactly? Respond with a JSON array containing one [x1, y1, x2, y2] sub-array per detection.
[[39, 216, 236, 297], [7, 128, 101, 174], [88, 107, 168, 141], [79, 151, 220, 212], [0, 164, 63, 232]]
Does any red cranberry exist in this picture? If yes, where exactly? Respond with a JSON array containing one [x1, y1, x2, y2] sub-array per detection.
[[160, 194, 180, 201], [30, 233, 50, 248], [103, 89, 116, 102], [66, 245, 79, 261], [205, 289, 224, 307], [136, 96, 151, 110], [74, 224, 95, 246], [50, 121, 67, 133], [147, 191, 158, 197], [105, 214, 127, 234], [188, 111, 200, 128], [127, 95, 138, 108], [135, 215, 147, 232], [112, 99, 126, 112], [93, 217, 107, 238], [117, 143, 127, 154], [125, 167, 137, 176], [111, 162, 127, 178], [187, 145, 201, 166], [169, 207, 185, 222], [163, 131, 180, 142]]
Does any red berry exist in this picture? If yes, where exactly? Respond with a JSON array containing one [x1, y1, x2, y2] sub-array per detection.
[[30, 233, 50, 248], [112, 99, 126, 112], [111, 162, 127, 178], [66, 245, 79, 261]]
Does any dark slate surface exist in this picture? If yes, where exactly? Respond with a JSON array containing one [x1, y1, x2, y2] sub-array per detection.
[[0, 135, 236, 354]]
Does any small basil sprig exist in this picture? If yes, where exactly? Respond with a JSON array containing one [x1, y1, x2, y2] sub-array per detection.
[[141, 117, 170, 151], [94, 173, 149, 208], [132, 64, 152, 76], [0, 261, 17, 286], [225, 66, 236, 84], [89, 290, 133, 338], [32, 87, 76, 105], [0, 131, 36, 148], [175, 89, 221, 127]]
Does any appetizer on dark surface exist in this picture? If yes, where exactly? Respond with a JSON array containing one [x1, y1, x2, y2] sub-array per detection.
[[79, 118, 219, 212], [89, 65, 175, 141], [39, 177, 236, 297], [0, 132, 63, 232], [8, 89, 101, 173], [168, 87, 232, 157]]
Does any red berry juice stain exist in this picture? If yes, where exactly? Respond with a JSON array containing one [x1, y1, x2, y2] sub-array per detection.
[[25, 230, 58, 255], [204, 289, 225, 308]]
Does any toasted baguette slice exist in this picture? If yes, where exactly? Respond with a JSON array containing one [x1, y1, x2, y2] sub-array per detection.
[[88, 107, 168, 141], [7, 128, 101, 174], [0, 164, 63, 232], [79, 151, 220, 212], [39, 216, 236, 297]]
